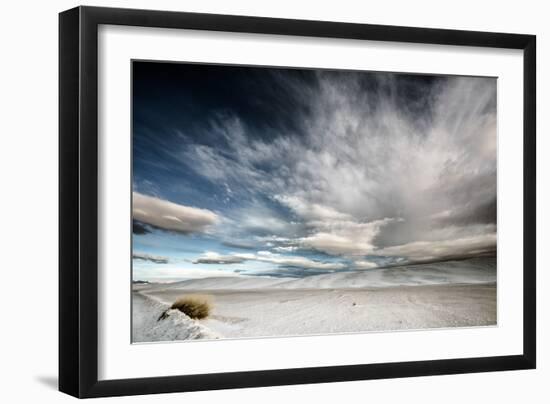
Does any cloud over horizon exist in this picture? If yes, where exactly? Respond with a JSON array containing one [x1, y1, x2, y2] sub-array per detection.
[[193, 251, 346, 271], [132, 62, 497, 277]]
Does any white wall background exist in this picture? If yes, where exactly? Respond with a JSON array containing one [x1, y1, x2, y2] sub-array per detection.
[[0, 0, 547, 402]]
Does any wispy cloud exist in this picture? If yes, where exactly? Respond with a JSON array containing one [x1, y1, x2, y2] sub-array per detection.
[[353, 260, 379, 270], [193, 251, 246, 265], [193, 251, 346, 271], [134, 64, 496, 270], [180, 74, 496, 265], [132, 252, 169, 264]]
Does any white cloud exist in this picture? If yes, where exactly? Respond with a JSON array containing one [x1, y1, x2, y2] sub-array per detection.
[[300, 218, 397, 256], [353, 260, 379, 270], [301, 232, 371, 256], [252, 251, 345, 270], [276, 195, 352, 221], [272, 246, 298, 253], [375, 233, 497, 263], [132, 252, 169, 264], [193, 251, 345, 271], [133, 192, 219, 234]]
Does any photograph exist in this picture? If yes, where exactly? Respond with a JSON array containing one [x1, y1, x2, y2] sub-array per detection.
[[131, 61, 497, 343]]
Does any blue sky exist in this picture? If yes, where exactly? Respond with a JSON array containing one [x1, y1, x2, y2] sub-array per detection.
[[132, 62, 497, 282]]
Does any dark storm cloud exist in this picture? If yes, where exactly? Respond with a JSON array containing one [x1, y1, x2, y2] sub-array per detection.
[[193, 255, 246, 265], [434, 198, 497, 227], [132, 220, 151, 235], [132, 62, 317, 149]]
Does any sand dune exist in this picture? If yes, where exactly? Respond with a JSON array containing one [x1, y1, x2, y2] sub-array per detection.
[[152, 276, 291, 291], [138, 257, 495, 291], [132, 257, 496, 342], [132, 292, 220, 343]]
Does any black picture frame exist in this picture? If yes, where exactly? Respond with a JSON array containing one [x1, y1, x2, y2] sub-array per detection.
[[59, 5, 536, 398]]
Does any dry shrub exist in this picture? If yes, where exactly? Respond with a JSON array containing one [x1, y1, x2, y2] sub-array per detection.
[[171, 295, 212, 319]]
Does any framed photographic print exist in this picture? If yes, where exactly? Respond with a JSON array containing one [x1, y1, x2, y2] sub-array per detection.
[[59, 6, 536, 398]]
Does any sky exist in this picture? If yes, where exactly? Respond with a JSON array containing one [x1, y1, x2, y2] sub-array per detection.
[[132, 61, 497, 282]]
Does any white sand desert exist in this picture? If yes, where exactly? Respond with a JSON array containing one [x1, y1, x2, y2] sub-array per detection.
[[132, 257, 496, 342]]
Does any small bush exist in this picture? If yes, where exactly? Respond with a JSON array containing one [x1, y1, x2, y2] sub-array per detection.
[[171, 295, 212, 319]]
